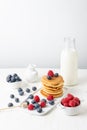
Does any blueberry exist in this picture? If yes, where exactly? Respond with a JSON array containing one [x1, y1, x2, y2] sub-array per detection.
[[19, 78, 22, 81], [31, 100, 36, 104], [48, 100, 55, 105], [15, 98, 19, 103], [28, 94, 34, 99], [8, 102, 13, 107], [26, 88, 30, 93], [47, 75, 52, 80], [6, 75, 12, 82], [13, 74, 22, 82], [13, 75, 18, 80], [10, 76, 16, 82], [19, 91, 24, 96], [13, 73, 18, 77], [54, 73, 59, 77], [16, 77, 22, 82], [10, 94, 14, 99], [18, 88, 23, 92], [34, 103, 40, 109], [41, 99, 47, 103], [37, 107, 42, 113], [32, 86, 37, 91]]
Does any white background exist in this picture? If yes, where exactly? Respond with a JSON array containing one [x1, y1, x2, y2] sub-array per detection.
[[0, 0, 87, 68]]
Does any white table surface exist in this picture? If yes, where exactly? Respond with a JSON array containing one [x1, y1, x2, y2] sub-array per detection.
[[0, 68, 87, 130]]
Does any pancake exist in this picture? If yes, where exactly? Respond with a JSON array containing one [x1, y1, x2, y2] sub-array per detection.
[[41, 75, 64, 86], [40, 89, 63, 98], [42, 86, 63, 94], [42, 88, 63, 95], [42, 82, 63, 88], [43, 85, 63, 91]]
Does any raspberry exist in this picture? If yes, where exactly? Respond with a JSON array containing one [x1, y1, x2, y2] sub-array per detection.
[[61, 94, 81, 107], [74, 100, 80, 106], [74, 97, 80, 103], [47, 70, 54, 77], [40, 101, 46, 108], [63, 102, 69, 107], [28, 104, 34, 110], [61, 98, 65, 105], [67, 93, 74, 100], [73, 97, 80, 106], [47, 95, 54, 101], [34, 95, 40, 102], [69, 100, 76, 107], [61, 97, 70, 105]]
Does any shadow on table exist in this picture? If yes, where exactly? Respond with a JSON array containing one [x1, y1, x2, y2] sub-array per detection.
[[80, 104, 87, 116], [78, 76, 87, 86]]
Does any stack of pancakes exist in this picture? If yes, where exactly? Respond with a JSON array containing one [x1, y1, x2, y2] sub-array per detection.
[[40, 75, 64, 98]]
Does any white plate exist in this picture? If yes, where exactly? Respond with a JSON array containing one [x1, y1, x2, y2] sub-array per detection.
[[22, 88, 67, 116]]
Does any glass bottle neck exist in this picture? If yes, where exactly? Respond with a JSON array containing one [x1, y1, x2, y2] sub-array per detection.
[[64, 37, 76, 49]]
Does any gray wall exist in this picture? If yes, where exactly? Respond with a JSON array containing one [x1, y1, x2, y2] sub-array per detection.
[[0, 0, 87, 68]]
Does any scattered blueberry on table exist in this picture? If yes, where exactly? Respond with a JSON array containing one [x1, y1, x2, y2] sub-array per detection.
[[18, 87, 23, 92], [8, 102, 13, 107], [28, 94, 34, 99], [32, 86, 37, 91], [26, 88, 30, 93], [15, 98, 20, 103], [19, 91, 24, 96], [10, 94, 15, 99]]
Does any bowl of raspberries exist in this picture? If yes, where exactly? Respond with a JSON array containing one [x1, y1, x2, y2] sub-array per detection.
[[60, 93, 81, 116], [6, 73, 22, 89]]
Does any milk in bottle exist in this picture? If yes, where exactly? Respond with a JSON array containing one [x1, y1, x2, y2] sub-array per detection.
[[60, 37, 78, 86]]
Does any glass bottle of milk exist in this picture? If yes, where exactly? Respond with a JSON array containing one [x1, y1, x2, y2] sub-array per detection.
[[60, 37, 78, 86]]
